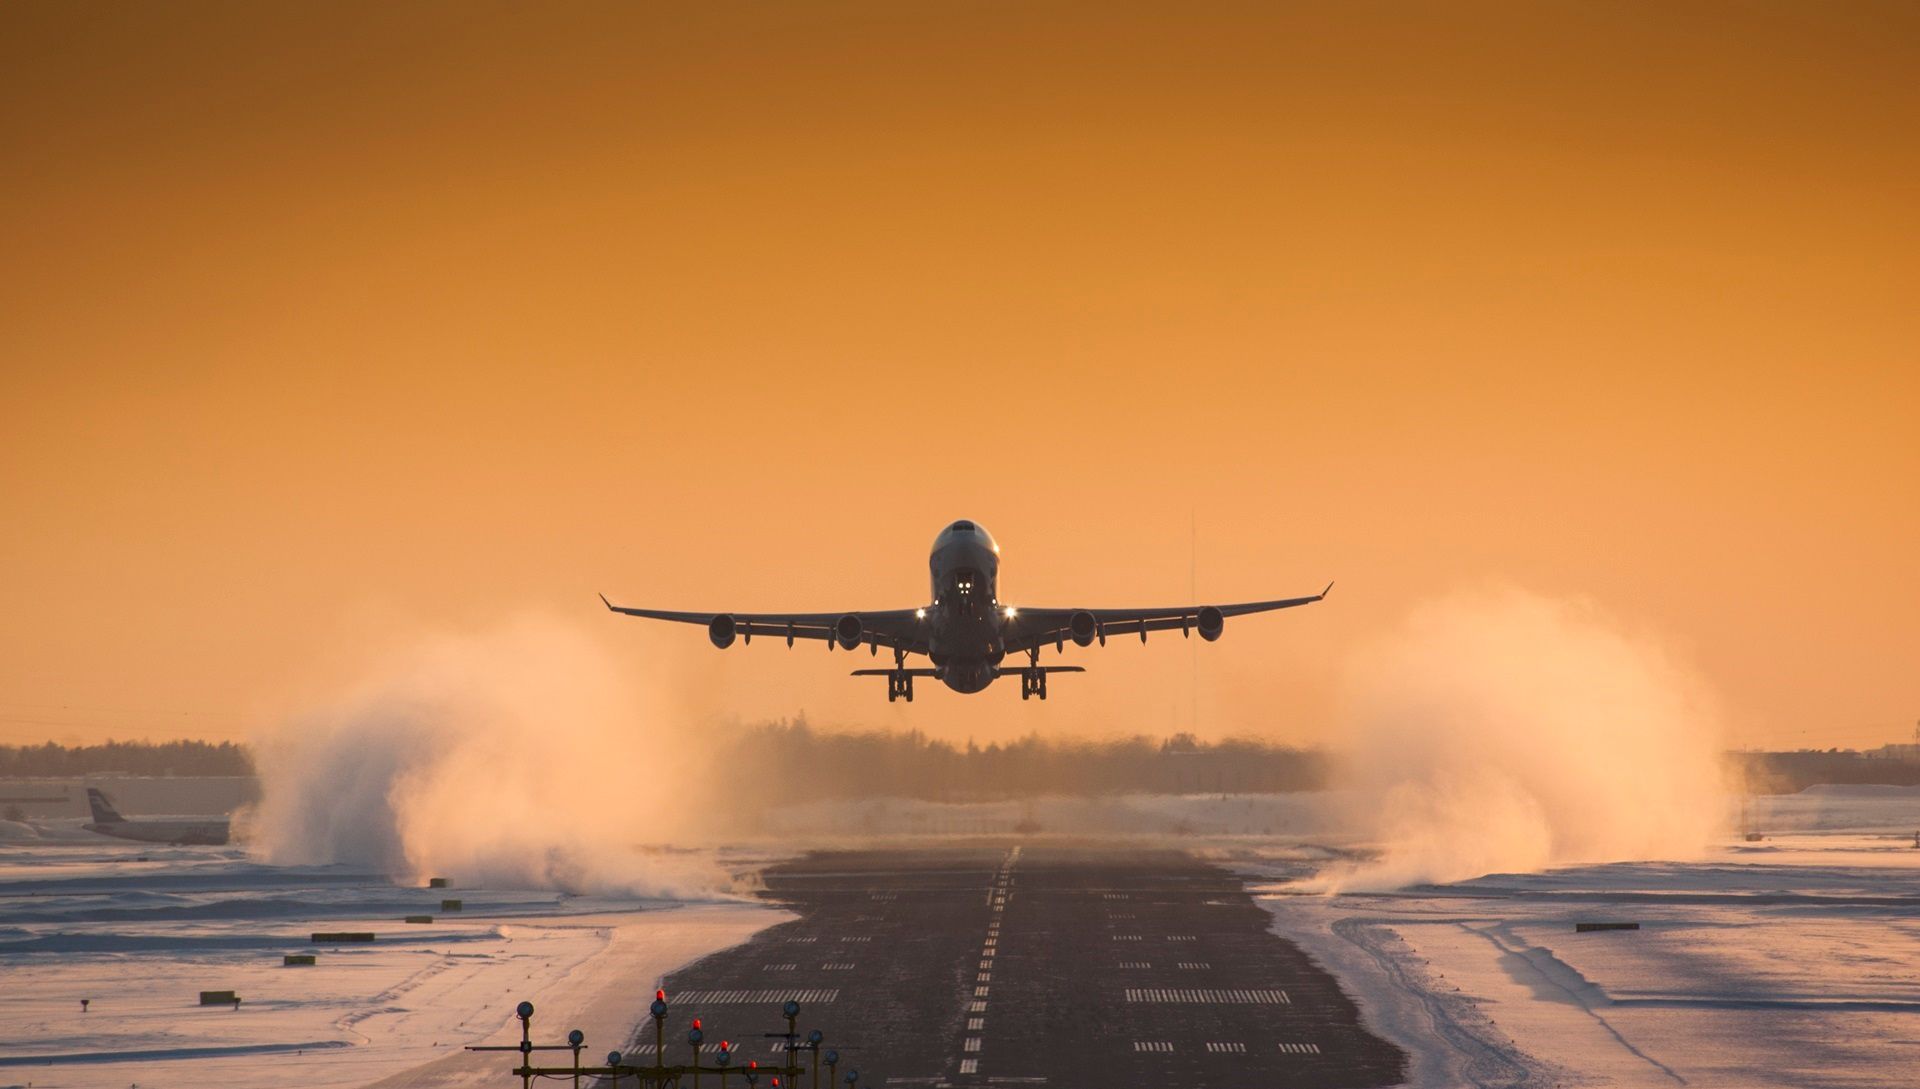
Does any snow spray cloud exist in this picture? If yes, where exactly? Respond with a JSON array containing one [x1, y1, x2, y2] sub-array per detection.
[[1312, 586, 1725, 892], [244, 615, 734, 897]]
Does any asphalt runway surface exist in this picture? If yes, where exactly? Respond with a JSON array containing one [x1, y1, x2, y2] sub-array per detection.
[[655, 844, 1405, 1089]]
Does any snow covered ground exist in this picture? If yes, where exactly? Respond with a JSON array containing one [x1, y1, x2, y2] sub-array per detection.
[[0, 833, 784, 1089], [1247, 786, 1920, 1088], [6, 786, 1919, 1088]]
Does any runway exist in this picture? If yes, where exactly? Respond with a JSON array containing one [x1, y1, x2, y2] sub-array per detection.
[[658, 844, 1405, 1088]]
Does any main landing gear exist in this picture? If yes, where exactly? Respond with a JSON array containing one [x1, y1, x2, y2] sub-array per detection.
[[887, 671, 914, 702], [885, 648, 914, 702], [1019, 670, 1047, 700], [1019, 653, 1048, 701]]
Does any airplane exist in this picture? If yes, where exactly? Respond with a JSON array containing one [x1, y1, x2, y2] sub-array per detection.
[[601, 519, 1330, 702], [83, 787, 231, 846]]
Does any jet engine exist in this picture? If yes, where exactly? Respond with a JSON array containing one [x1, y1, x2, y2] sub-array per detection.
[[1196, 605, 1224, 642], [1069, 610, 1098, 647], [835, 613, 864, 651], [708, 614, 738, 649]]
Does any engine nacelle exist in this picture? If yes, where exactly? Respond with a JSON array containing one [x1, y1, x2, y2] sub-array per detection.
[[835, 613, 864, 651], [1068, 610, 1097, 647], [708, 614, 738, 649], [1196, 605, 1224, 642]]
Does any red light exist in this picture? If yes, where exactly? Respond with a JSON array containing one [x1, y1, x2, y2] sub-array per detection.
[[656, 989, 666, 1001], [693, 1019, 702, 1030], [749, 1061, 758, 1070], [721, 1041, 730, 1050]]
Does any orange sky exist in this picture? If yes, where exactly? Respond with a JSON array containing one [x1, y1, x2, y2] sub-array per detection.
[[2, 2, 1915, 749]]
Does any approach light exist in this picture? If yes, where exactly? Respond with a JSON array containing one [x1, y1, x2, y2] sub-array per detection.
[[809, 1030, 823, 1045], [688, 1027, 704, 1045], [783, 1000, 800, 1018], [651, 998, 668, 1018], [568, 1029, 584, 1047], [825, 1050, 839, 1065], [608, 1051, 623, 1066], [516, 1001, 534, 1020]]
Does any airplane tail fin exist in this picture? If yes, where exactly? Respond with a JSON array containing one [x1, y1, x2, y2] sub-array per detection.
[[86, 787, 125, 824]]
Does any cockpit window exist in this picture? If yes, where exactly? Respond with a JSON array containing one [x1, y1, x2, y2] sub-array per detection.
[[950, 520, 975, 532]]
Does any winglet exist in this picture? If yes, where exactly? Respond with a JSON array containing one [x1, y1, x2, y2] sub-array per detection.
[[598, 592, 616, 611], [1321, 581, 1335, 599]]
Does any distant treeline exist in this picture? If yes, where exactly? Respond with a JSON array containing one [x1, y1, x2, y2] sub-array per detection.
[[0, 739, 255, 778], [723, 722, 1331, 799], [1729, 749, 1920, 794]]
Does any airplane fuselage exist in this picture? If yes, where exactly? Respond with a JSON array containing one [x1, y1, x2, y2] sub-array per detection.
[[925, 519, 1007, 692]]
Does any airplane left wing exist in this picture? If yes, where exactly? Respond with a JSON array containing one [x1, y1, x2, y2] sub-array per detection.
[[599, 595, 928, 653], [1001, 583, 1332, 653]]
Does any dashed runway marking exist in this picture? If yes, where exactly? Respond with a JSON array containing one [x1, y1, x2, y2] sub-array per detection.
[[1123, 988, 1290, 1004], [965, 1038, 982, 1053], [1177, 962, 1210, 970], [1167, 935, 1197, 942], [1112, 935, 1142, 941], [969, 1000, 987, 1013], [960, 1059, 979, 1074], [1134, 1042, 1173, 1053], [672, 988, 840, 1004], [968, 1018, 984, 1030], [822, 962, 856, 970], [1205, 1042, 1247, 1054], [975, 985, 990, 997], [764, 963, 797, 971], [1279, 1042, 1323, 1055], [1119, 961, 1152, 969]]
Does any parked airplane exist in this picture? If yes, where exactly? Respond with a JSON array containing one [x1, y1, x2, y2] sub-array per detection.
[[602, 519, 1329, 702], [84, 787, 230, 845]]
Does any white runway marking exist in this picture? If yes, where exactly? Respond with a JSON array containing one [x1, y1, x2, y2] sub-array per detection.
[[1133, 1041, 1174, 1053], [786, 936, 818, 943], [1177, 962, 1210, 969], [1278, 1042, 1322, 1054], [841, 936, 871, 943], [675, 989, 841, 1004], [763, 963, 797, 971], [965, 1037, 982, 1052], [968, 1018, 984, 1030], [960, 1059, 978, 1074], [969, 1000, 987, 1012], [1205, 1042, 1247, 1054], [977, 972, 992, 982], [975, 985, 990, 997], [1112, 934, 1142, 941], [822, 962, 856, 970], [1118, 961, 1151, 969], [1167, 935, 1196, 942], [1123, 988, 1290, 1004]]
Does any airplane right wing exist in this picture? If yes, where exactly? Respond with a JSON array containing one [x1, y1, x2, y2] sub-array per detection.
[[598, 595, 929, 654]]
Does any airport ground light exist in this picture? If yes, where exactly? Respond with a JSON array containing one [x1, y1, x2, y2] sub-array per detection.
[[472, 994, 860, 1089]]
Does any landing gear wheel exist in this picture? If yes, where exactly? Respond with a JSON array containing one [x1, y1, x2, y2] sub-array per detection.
[[887, 670, 914, 702], [1019, 669, 1047, 701]]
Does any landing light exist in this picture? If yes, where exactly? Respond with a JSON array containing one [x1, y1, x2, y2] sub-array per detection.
[[915, 608, 926, 619], [1003, 606, 1018, 618]]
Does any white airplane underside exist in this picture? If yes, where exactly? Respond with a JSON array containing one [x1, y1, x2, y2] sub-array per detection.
[[601, 520, 1330, 701]]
